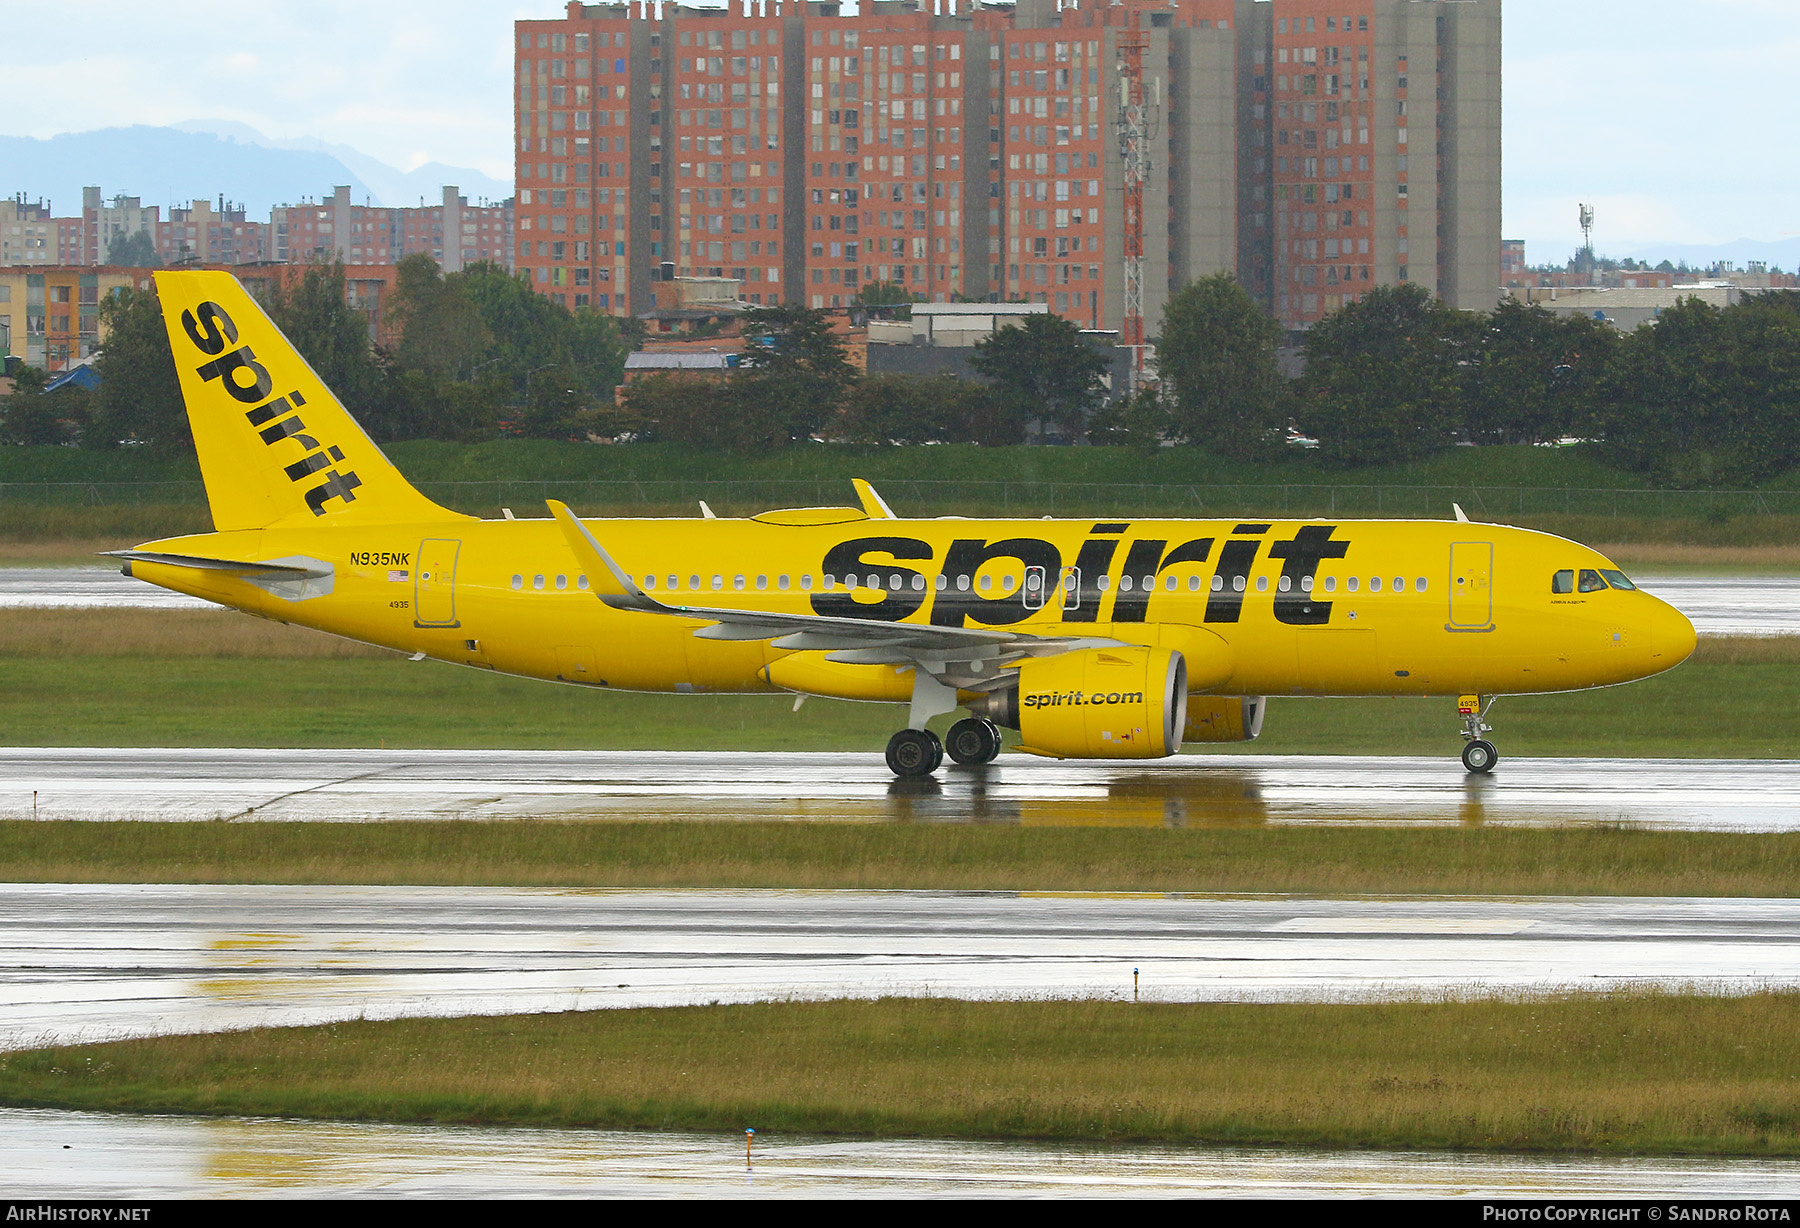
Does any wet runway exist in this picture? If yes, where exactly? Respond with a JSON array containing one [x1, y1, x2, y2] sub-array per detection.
[[6, 746, 1799, 830], [1, 566, 1797, 635], [3, 883, 1796, 1051], [8, 1107, 1798, 1198]]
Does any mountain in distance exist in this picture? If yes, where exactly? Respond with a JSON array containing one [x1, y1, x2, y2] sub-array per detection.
[[1522, 234, 1800, 273], [0, 123, 512, 216]]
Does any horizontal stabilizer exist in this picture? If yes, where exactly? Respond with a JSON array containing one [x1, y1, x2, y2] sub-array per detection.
[[100, 549, 325, 577]]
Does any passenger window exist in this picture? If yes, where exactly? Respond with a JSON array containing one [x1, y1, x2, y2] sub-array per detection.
[[1210, 575, 1223, 592], [643, 574, 656, 589], [1393, 577, 1404, 592], [935, 574, 947, 591], [1579, 568, 1607, 593], [1188, 575, 1202, 592], [1120, 576, 1134, 592], [979, 575, 993, 592], [1232, 576, 1245, 592], [688, 575, 700, 590], [1552, 569, 1575, 594], [1300, 576, 1313, 592], [778, 575, 790, 591], [511, 574, 524, 590], [756, 574, 768, 590], [956, 574, 970, 591], [1098, 574, 1112, 592], [1255, 576, 1268, 592], [533, 574, 545, 591], [579, 575, 590, 591], [1347, 577, 1358, 592], [1599, 569, 1636, 591], [712, 575, 724, 590], [667, 575, 678, 590], [1278, 576, 1291, 592], [822, 574, 836, 590], [1002, 575, 1016, 593], [556, 575, 567, 590], [1416, 577, 1427, 592], [911, 574, 925, 591], [801, 575, 814, 591], [1323, 576, 1336, 592], [1369, 576, 1382, 592], [1165, 575, 1177, 591], [734, 575, 747, 591]]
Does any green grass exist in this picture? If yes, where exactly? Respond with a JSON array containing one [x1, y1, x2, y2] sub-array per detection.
[[8, 994, 1800, 1153], [1, 645, 1793, 757], [4, 821, 1799, 897], [0, 439, 1654, 489]]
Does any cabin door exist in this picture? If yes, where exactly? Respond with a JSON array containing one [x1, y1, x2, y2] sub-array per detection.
[[1447, 542, 1494, 632], [415, 538, 462, 628]]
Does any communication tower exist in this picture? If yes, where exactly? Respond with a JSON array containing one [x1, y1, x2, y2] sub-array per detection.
[[1115, 12, 1160, 390]]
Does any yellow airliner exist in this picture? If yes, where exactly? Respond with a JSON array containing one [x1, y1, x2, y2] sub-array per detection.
[[112, 271, 1697, 776]]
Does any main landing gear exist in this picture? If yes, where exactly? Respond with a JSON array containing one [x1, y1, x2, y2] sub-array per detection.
[[1457, 693, 1498, 774], [885, 718, 1001, 778], [945, 717, 1003, 766], [885, 728, 942, 777]]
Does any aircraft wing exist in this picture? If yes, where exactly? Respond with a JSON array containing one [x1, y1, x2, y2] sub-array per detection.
[[547, 500, 1114, 691]]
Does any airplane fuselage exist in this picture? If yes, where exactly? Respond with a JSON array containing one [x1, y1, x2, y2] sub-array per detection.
[[127, 512, 1695, 703]]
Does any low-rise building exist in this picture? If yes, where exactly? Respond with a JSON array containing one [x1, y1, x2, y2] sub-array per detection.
[[0, 198, 57, 267], [0, 265, 153, 371], [1509, 283, 1742, 331]]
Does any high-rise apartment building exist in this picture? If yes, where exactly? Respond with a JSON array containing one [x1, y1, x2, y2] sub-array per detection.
[[272, 186, 514, 271], [516, 0, 1499, 334]]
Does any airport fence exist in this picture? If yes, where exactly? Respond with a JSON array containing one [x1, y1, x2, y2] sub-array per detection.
[[2, 479, 1799, 520]]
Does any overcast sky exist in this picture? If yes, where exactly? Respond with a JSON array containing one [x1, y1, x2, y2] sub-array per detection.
[[5, 0, 1795, 259]]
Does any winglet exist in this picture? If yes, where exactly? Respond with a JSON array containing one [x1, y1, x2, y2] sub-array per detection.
[[852, 478, 895, 519], [1452, 502, 1471, 523], [547, 499, 659, 611]]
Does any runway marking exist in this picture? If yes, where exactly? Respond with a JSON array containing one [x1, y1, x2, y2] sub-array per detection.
[[1269, 918, 1541, 935]]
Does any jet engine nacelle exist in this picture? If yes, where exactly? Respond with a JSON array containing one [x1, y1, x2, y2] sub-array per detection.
[[1183, 696, 1266, 743], [1008, 645, 1188, 760]]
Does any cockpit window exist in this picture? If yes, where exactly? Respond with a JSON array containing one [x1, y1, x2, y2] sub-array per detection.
[[1599, 568, 1637, 591], [1578, 568, 1608, 593], [1552, 569, 1575, 594]]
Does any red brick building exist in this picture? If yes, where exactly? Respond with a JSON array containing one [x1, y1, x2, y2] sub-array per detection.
[[517, 0, 1499, 336]]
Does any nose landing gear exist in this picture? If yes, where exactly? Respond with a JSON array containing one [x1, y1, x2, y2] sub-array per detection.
[[1458, 693, 1498, 774]]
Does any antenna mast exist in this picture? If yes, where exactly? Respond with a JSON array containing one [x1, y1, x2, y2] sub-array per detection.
[[1578, 202, 1595, 279], [1115, 10, 1158, 392]]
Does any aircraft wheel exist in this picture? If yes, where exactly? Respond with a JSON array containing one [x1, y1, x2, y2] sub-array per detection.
[[886, 729, 942, 778], [976, 718, 1002, 763], [1461, 739, 1498, 774], [946, 718, 1001, 766]]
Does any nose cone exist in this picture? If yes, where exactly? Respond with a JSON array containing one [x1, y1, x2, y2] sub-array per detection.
[[1645, 593, 1698, 675]]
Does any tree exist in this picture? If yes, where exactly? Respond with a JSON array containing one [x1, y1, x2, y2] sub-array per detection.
[[1154, 273, 1284, 457], [854, 280, 916, 320], [260, 259, 384, 422], [1293, 284, 1471, 465], [621, 373, 738, 447], [387, 253, 493, 380], [105, 229, 159, 268], [0, 367, 90, 447], [1460, 298, 1616, 446], [1593, 292, 1800, 486], [1085, 386, 1171, 449], [968, 313, 1109, 441], [838, 372, 988, 444], [91, 283, 188, 452], [735, 302, 857, 445]]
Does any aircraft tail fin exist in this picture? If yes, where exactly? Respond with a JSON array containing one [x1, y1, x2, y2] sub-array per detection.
[[155, 269, 460, 531]]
